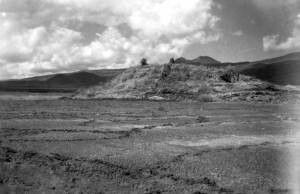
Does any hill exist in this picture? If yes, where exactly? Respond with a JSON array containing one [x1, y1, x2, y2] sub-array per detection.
[[175, 56, 221, 66], [0, 69, 125, 92], [74, 63, 299, 103]]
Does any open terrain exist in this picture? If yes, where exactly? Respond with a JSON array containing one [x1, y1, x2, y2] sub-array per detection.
[[1, 94, 300, 193], [0, 53, 299, 193]]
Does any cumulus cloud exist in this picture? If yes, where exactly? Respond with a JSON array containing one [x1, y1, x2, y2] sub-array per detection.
[[0, 0, 221, 80], [263, 16, 300, 51]]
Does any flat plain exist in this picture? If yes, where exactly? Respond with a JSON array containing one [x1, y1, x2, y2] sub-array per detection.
[[0, 93, 300, 193]]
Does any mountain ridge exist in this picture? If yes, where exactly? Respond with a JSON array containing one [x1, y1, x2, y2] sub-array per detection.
[[0, 69, 126, 92]]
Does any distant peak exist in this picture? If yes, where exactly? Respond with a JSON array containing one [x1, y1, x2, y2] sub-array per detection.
[[195, 56, 212, 59], [174, 57, 188, 63], [176, 57, 187, 60], [192, 56, 221, 64]]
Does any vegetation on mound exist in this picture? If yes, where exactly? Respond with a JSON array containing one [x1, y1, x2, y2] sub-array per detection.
[[74, 63, 299, 103]]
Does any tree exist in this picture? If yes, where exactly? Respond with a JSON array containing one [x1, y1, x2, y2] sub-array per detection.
[[140, 58, 148, 66]]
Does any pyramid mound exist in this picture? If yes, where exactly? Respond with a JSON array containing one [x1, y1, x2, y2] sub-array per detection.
[[73, 63, 299, 103]]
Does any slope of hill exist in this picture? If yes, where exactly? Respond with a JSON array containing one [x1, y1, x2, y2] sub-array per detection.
[[47, 74, 80, 85], [68, 72, 108, 85], [0, 69, 125, 92], [232, 52, 300, 85], [255, 52, 300, 64], [74, 63, 299, 103]]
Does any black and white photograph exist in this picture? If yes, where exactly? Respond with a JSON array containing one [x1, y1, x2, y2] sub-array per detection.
[[0, 0, 300, 193]]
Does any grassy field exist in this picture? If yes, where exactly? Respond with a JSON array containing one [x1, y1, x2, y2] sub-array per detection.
[[0, 94, 300, 193]]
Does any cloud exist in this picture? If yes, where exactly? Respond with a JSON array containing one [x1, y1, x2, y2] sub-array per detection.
[[233, 31, 243, 36], [127, 0, 219, 37], [263, 16, 300, 51], [0, 0, 221, 80]]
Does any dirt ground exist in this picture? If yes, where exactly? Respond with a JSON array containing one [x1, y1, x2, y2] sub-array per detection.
[[0, 94, 300, 193]]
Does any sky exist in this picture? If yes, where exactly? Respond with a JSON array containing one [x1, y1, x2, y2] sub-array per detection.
[[0, 0, 300, 80]]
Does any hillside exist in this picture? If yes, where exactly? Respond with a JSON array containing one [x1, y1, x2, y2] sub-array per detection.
[[0, 69, 125, 92], [74, 63, 299, 103], [231, 52, 300, 85]]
